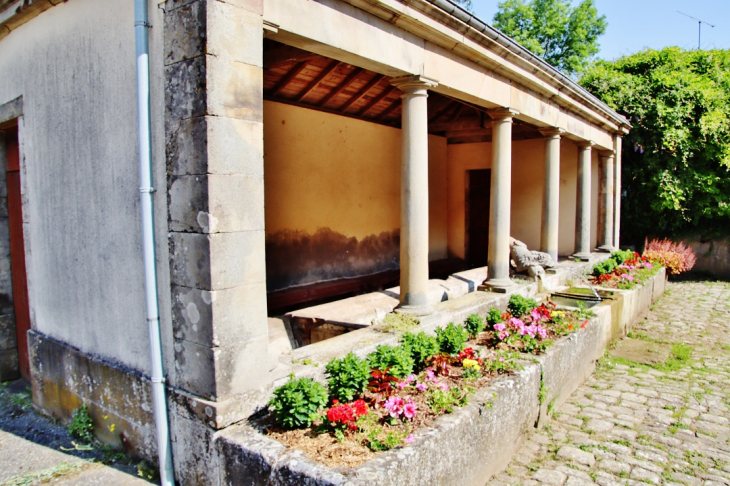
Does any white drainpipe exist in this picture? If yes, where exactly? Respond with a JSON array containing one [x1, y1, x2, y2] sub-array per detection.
[[134, 0, 175, 484]]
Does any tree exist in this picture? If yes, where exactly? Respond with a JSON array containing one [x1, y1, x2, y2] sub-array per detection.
[[493, 0, 606, 75], [579, 48, 730, 240]]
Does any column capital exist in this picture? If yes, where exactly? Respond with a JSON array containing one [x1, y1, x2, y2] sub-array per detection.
[[598, 149, 615, 160], [538, 127, 565, 138], [390, 75, 438, 94], [488, 107, 520, 121], [576, 140, 595, 149]]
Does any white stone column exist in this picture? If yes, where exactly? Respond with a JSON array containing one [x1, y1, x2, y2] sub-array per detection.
[[484, 108, 519, 292], [597, 150, 615, 252], [391, 75, 438, 315], [572, 141, 594, 261], [613, 134, 623, 249], [539, 128, 564, 262]]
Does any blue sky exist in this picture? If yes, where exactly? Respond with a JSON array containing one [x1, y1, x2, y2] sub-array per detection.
[[471, 0, 730, 61]]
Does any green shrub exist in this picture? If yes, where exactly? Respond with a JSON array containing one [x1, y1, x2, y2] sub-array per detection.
[[400, 332, 439, 372], [507, 294, 537, 317], [269, 377, 328, 429], [486, 307, 504, 326], [367, 345, 414, 378], [610, 249, 635, 265], [435, 322, 469, 355], [592, 258, 617, 277], [325, 352, 370, 403], [68, 404, 94, 443], [464, 314, 485, 338]]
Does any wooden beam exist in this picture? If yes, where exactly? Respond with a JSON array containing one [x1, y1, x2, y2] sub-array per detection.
[[357, 85, 397, 116], [269, 61, 310, 97], [428, 101, 456, 123], [338, 74, 386, 113], [375, 98, 402, 122], [318, 68, 364, 107], [294, 60, 341, 103], [429, 117, 484, 132], [264, 45, 319, 69]]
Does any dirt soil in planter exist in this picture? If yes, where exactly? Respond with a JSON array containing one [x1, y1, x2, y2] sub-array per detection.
[[255, 360, 511, 470]]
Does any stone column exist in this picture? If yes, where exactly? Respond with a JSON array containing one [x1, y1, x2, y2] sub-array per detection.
[[539, 128, 564, 262], [597, 150, 615, 252], [613, 134, 623, 249], [391, 76, 437, 315], [572, 141, 594, 261], [484, 108, 519, 292]]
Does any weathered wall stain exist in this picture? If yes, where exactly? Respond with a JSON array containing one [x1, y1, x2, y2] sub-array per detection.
[[265, 227, 400, 291]]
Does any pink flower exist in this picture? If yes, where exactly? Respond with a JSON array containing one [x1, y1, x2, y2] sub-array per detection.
[[494, 323, 506, 332], [644, 262, 653, 269], [406, 374, 417, 383], [405, 434, 414, 444], [620, 273, 634, 281], [425, 369, 435, 380], [439, 383, 449, 391], [509, 317, 525, 329], [403, 401, 417, 419], [498, 330, 510, 340], [536, 325, 547, 339], [416, 383, 427, 391], [499, 357, 505, 362], [384, 397, 405, 418], [397, 381, 408, 390]]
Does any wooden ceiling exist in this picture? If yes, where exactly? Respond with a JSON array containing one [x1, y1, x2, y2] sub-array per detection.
[[263, 40, 542, 144]]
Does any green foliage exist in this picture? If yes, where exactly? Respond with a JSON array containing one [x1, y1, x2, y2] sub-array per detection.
[[367, 345, 415, 378], [400, 331, 439, 371], [464, 314, 486, 338], [269, 377, 328, 429], [580, 48, 730, 238], [507, 294, 538, 317], [435, 323, 469, 355], [325, 352, 370, 402], [379, 312, 420, 333], [592, 257, 617, 277], [493, 0, 607, 74], [610, 249, 635, 265], [486, 307, 504, 326], [427, 385, 471, 414], [68, 404, 94, 444]]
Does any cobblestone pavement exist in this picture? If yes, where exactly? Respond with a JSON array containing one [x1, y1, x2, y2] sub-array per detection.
[[487, 280, 730, 486]]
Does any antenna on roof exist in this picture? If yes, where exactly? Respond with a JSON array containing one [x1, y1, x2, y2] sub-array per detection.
[[677, 11, 715, 50]]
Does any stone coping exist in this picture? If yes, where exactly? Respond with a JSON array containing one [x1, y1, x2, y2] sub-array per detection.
[[213, 266, 665, 485]]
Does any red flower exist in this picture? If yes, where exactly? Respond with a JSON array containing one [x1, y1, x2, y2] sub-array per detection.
[[581, 320, 588, 329]]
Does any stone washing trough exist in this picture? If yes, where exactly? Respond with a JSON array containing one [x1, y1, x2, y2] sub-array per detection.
[[214, 268, 666, 486]]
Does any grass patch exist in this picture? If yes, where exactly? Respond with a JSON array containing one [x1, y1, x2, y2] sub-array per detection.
[[4, 461, 87, 486]]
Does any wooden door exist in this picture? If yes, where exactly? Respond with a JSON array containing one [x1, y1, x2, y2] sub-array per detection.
[[466, 169, 491, 268], [6, 131, 31, 381]]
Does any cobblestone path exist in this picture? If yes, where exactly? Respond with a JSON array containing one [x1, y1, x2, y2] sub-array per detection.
[[487, 280, 730, 486]]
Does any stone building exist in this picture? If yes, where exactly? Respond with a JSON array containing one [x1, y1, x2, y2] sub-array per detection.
[[0, 0, 628, 482]]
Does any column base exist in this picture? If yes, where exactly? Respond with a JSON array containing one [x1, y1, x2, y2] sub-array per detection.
[[596, 245, 615, 253], [571, 252, 592, 261], [394, 303, 434, 316], [479, 278, 515, 293]]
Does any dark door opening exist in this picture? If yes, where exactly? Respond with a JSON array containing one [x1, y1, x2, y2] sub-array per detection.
[[6, 129, 31, 381], [466, 169, 491, 268]]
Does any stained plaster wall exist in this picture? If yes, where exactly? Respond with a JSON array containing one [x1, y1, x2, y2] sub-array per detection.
[[446, 138, 599, 260], [0, 0, 171, 377], [263, 100, 448, 291]]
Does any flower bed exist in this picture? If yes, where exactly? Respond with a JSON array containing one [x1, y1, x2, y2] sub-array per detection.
[[589, 249, 660, 289], [257, 295, 595, 469]]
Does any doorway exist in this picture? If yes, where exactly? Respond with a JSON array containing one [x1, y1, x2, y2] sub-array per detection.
[[465, 169, 490, 268], [5, 129, 31, 381]]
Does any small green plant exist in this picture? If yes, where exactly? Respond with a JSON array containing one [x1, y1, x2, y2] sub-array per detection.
[[610, 249, 635, 265], [507, 294, 537, 317], [462, 366, 481, 380], [592, 258, 617, 277], [464, 314, 485, 338], [400, 331, 439, 372], [538, 382, 549, 405], [68, 404, 94, 443], [325, 352, 371, 402], [137, 460, 158, 481], [367, 345, 415, 378], [486, 307, 504, 326], [269, 377, 328, 429], [428, 385, 471, 413], [435, 322, 469, 355]]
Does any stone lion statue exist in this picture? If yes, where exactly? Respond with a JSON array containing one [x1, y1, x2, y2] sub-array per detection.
[[509, 237, 555, 278]]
